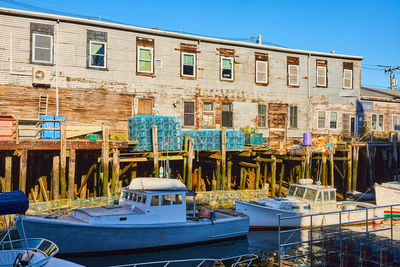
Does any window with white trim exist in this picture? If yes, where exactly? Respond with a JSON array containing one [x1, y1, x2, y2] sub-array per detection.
[[287, 57, 300, 86], [255, 53, 268, 84], [318, 111, 326, 129], [221, 56, 233, 80], [203, 102, 214, 128], [184, 101, 195, 127], [137, 47, 154, 73], [32, 33, 53, 64], [257, 104, 266, 128], [330, 111, 338, 129], [89, 41, 106, 68], [181, 52, 196, 77], [343, 62, 353, 89], [316, 60, 328, 87], [289, 106, 298, 128], [371, 114, 377, 130], [393, 115, 400, 130], [378, 114, 384, 131]]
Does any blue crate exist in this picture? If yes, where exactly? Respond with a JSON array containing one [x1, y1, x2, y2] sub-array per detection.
[[39, 116, 65, 140]]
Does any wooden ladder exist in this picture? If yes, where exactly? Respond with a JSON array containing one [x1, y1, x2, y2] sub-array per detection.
[[38, 93, 48, 117]]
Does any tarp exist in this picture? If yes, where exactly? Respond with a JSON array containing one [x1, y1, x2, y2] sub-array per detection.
[[0, 190, 29, 215]]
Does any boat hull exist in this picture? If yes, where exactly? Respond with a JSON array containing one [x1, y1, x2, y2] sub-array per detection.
[[374, 183, 400, 206], [17, 215, 249, 254], [235, 200, 383, 229]]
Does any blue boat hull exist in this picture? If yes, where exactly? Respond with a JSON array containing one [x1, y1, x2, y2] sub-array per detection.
[[17, 216, 249, 254]]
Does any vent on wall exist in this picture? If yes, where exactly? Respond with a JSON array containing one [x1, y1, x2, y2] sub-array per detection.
[[32, 66, 51, 88]]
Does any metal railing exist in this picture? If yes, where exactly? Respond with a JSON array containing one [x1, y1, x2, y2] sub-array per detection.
[[277, 203, 400, 266], [109, 253, 258, 267]]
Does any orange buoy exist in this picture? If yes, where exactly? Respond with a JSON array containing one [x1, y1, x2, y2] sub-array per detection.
[[199, 208, 211, 218]]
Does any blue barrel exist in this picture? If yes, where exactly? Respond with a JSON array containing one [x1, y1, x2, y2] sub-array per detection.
[[303, 133, 312, 146]]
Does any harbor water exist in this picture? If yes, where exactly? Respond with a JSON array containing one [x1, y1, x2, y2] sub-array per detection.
[[62, 231, 286, 266]]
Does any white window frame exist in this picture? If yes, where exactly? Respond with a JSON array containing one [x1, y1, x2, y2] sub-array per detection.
[[137, 46, 154, 74], [316, 65, 327, 87], [371, 113, 377, 131], [220, 56, 234, 81], [317, 111, 326, 129], [32, 33, 53, 64], [257, 104, 267, 128], [202, 102, 214, 128], [343, 69, 353, 89], [255, 60, 268, 84], [289, 106, 298, 128], [89, 40, 107, 68], [329, 111, 338, 129], [288, 64, 300, 86], [181, 52, 196, 78], [378, 114, 384, 131], [393, 115, 400, 131]]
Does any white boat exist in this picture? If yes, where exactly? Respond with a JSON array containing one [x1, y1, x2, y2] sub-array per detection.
[[236, 179, 383, 228], [374, 181, 400, 206], [0, 190, 82, 267], [17, 178, 249, 254]]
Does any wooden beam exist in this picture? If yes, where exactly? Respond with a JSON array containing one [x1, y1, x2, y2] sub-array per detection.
[[111, 148, 120, 194], [60, 122, 67, 199], [256, 157, 283, 163], [255, 162, 261, 190], [271, 155, 277, 197], [347, 145, 352, 192], [152, 126, 159, 178], [227, 161, 232, 190], [221, 128, 226, 190], [278, 162, 284, 196], [76, 163, 97, 197], [239, 161, 258, 168], [68, 150, 76, 199], [119, 162, 133, 177], [187, 138, 194, 190], [321, 153, 327, 186], [19, 150, 27, 193], [38, 176, 49, 202], [330, 152, 334, 187], [183, 134, 190, 184], [102, 126, 109, 196], [5, 157, 12, 192], [0, 140, 129, 150], [352, 147, 359, 191], [52, 156, 60, 200]]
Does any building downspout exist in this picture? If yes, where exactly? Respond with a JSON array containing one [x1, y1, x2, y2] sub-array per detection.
[[307, 53, 312, 132], [55, 20, 59, 117], [9, 33, 32, 76]]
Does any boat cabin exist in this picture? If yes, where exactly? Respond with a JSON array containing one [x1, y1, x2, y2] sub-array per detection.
[[119, 178, 187, 223], [287, 184, 337, 205]]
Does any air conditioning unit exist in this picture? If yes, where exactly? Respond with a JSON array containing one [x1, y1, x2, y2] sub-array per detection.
[[32, 66, 51, 88]]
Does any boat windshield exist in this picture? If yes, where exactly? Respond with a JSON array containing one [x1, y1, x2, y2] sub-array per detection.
[[304, 189, 317, 201], [288, 186, 296, 196], [295, 187, 306, 198], [330, 191, 336, 201]]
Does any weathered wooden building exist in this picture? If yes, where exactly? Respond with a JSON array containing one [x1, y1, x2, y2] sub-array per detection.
[[0, 7, 363, 144]]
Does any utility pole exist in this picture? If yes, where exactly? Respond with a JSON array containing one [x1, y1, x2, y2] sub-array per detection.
[[378, 65, 400, 90]]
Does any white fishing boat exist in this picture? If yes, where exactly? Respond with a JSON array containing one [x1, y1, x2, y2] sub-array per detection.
[[236, 179, 383, 228], [374, 181, 400, 206], [17, 178, 249, 254], [0, 190, 82, 267]]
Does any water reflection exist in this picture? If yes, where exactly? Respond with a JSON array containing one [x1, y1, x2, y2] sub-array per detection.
[[63, 231, 302, 267]]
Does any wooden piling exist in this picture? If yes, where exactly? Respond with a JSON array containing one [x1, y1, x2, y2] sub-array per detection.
[[187, 138, 194, 190], [330, 152, 334, 187], [60, 121, 67, 198], [227, 161, 232, 190], [131, 163, 137, 180], [271, 155, 277, 197], [347, 145, 352, 192], [216, 160, 221, 190], [321, 153, 327, 185], [19, 150, 27, 193], [152, 125, 159, 178], [111, 148, 120, 194], [278, 162, 284, 196], [263, 163, 268, 185], [255, 162, 261, 190], [68, 150, 76, 199], [352, 147, 359, 191], [5, 156, 12, 192], [305, 146, 311, 178], [102, 126, 109, 196], [38, 176, 49, 202], [221, 128, 226, 190], [52, 156, 60, 200], [183, 134, 190, 184]]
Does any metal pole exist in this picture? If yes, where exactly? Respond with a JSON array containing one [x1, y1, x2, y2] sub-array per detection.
[[391, 205, 393, 241], [366, 208, 369, 237], [339, 211, 343, 267], [278, 214, 281, 267], [3, 215, 13, 249], [310, 215, 313, 266], [19, 217, 31, 265]]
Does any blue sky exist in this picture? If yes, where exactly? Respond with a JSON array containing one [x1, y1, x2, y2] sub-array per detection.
[[1, 0, 399, 89]]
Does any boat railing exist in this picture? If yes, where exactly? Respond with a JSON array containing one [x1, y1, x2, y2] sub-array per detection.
[[109, 253, 259, 267], [277, 203, 400, 266]]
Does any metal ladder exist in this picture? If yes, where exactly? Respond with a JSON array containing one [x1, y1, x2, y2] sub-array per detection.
[[38, 93, 48, 117]]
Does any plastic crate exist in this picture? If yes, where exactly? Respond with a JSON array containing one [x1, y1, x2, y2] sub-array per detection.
[[0, 115, 15, 139]]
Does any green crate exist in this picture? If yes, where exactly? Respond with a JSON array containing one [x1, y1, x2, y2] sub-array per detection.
[[245, 133, 263, 145], [88, 134, 98, 141]]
